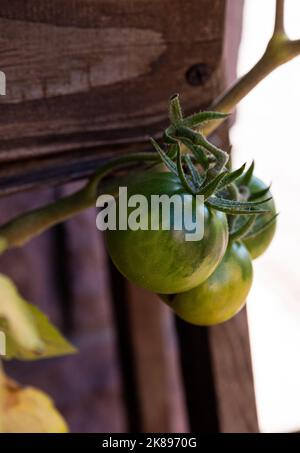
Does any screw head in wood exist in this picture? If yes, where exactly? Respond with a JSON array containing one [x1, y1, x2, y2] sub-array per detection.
[[186, 63, 212, 86]]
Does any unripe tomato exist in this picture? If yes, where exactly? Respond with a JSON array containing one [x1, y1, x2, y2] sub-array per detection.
[[106, 172, 228, 294], [236, 175, 276, 259], [163, 241, 253, 325]]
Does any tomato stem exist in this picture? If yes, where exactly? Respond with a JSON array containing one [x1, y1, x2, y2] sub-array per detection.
[[274, 0, 285, 35], [169, 94, 183, 125], [176, 126, 229, 177], [201, 0, 300, 136]]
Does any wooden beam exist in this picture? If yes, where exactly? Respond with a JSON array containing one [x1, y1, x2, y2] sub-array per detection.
[[0, 0, 225, 194], [209, 309, 259, 432]]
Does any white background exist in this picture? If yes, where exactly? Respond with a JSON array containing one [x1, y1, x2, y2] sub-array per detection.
[[230, 0, 300, 433]]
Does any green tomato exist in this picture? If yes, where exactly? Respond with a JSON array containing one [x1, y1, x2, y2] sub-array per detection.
[[106, 172, 228, 294], [163, 241, 253, 325], [236, 175, 276, 259]]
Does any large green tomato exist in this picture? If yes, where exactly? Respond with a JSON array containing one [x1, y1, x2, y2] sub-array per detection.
[[163, 241, 253, 325], [236, 175, 276, 259], [106, 172, 228, 294]]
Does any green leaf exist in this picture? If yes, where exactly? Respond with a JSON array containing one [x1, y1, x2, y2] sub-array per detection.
[[207, 196, 272, 215], [212, 196, 272, 208], [239, 160, 255, 186], [3, 377, 69, 433], [248, 185, 271, 201], [169, 94, 183, 125], [167, 144, 178, 160], [244, 213, 279, 239], [180, 138, 210, 169], [183, 155, 203, 188], [0, 274, 44, 357], [230, 216, 257, 241], [200, 172, 228, 199], [150, 138, 178, 176], [176, 126, 229, 173], [218, 163, 246, 190], [176, 148, 195, 194], [9, 304, 76, 360], [0, 273, 76, 360], [182, 111, 229, 128], [163, 126, 177, 144]]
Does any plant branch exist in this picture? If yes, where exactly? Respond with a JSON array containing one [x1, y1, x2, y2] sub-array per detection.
[[201, 0, 300, 136], [274, 0, 285, 34], [285, 39, 300, 55]]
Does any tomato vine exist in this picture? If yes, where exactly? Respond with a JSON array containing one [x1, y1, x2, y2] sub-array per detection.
[[0, 0, 298, 432]]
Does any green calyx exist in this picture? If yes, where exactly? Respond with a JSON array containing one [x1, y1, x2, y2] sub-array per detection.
[[151, 95, 273, 217], [227, 161, 279, 242], [0, 97, 276, 254]]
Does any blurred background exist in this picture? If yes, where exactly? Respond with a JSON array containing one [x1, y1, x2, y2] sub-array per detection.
[[231, 0, 300, 433]]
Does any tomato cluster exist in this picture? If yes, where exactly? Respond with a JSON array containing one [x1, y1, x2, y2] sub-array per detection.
[[106, 173, 229, 294], [105, 96, 277, 326]]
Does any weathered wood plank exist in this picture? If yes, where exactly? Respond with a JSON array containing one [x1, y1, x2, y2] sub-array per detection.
[[0, 0, 224, 36], [0, 0, 224, 171], [175, 319, 220, 433], [127, 285, 189, 433], [0, 188, 62, 326], [58, 183, 127, 432], [0, 43, 222, 156], [210, 309, 258, 433]]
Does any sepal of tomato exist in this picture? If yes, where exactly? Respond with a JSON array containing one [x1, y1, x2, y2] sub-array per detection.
[[236, 175, 276, 259], [106, 173, 229, 294], [162, 241, 253, 325]]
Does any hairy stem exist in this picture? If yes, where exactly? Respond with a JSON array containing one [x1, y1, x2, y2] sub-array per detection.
[[226, 183, 239, 231], [176, 126, 229, 176], [169, 94, 183, 125]]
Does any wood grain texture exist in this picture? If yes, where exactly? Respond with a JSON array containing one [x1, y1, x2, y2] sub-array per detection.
[[0, 0, 225, 194], [57, 184, 127, 432], [127, 285, 189, 433], [210, 309, 259, 433], [0, 143, 146, 196]]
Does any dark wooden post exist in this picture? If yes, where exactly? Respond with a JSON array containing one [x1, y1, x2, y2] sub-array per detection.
[[0, 0, 225, 194]]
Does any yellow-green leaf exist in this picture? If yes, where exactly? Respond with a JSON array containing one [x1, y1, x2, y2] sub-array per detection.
[[0, 274, 44, 357], [0, 274, 76, 360], [6, 304, 77, 360], [2, 377, 69, 433]]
